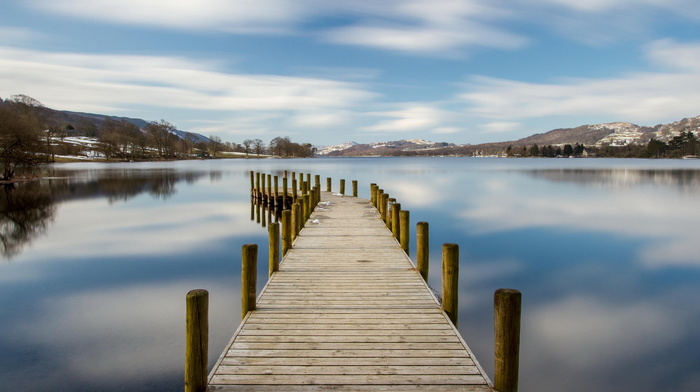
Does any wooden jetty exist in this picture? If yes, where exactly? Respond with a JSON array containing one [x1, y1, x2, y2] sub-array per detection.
[[186, 174, 520, 392]]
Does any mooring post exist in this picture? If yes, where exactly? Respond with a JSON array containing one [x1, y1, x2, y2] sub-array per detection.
[[273, 176, 279, 209], [185, 289, 208, 392], [281, 210, 292, 255], [261, 174, 266, 203], [494, 288, 522, 392], [387, 198, 396, 229], [380, 193, 389, 223], [326, 177, 332, 192], [301, 195, 309, 228], [400, 210, 410, 253], [352, 180, 358, 197], [314, 174, 320, 189], [255, 172, 261, 200], [340, 179, 346, 195], [442, 243, 459, 325], [291, 178, 298, 203], [391, 202, 401, 239], [370, 184, 377, 206], [282, 177, 288, 209], [249, 170, 254, 195], [291, 203, 300, 240], [306, 173, 311, 186], [268, 222, 280, 277], [267, 174, 272, 202], [241, 244, 257, 320], [416, 222, 429, 281]]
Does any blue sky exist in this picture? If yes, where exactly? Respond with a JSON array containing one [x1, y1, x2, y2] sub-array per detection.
[[1, 0, 700, 146]]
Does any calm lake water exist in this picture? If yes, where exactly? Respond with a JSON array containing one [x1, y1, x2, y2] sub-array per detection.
[[1, 157, 699, 392]]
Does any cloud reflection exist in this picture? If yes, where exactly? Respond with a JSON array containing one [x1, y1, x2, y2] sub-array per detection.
[[459, 171, 700, 268]]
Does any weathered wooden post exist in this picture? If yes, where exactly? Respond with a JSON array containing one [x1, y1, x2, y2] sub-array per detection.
[[380, 193, 389, 223], [494, 288, 521, 392], [249, 171, 254, 195], [315, 174, 320, 189], [268, 222, 280, 277], [185, 289, 208, 392], [282, 177, 288, 209], [370, 184, 377, 206], [292, 177, 298, 203], [387, 198, 396, 229], [391, 203, 401, 240], [376, 188, 383, 210], [340, 179, 346, 195], [255, 172, 261, 200], [281, 210, 292, 255], [301, 195, 309, 228], [416, 222, 429, 281], [442, 243, 459, 325], [326, 177, 332, 192], [292, 203, 300, 240], [273, 176, 279, 209], [267, 174, 272, 203], [400, 210, 410, 253], [352, 180, 358, 197], [241, 244, 257, 320], [261, 174, 266, 203], [306, 173, 311, 186]]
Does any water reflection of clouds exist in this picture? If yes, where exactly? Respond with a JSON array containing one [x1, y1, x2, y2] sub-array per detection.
[[459, 177, 700, 268], [24, 199, 252, 259], [14, 279, 238, 390]]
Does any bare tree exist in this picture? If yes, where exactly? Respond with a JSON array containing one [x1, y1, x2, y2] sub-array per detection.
[[0, 98, 49, 180], [253, 138, 265, 157], [242, 139, 253, 158]]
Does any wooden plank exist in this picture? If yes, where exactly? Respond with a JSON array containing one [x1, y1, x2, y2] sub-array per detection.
[[208, 191, 493, 392]]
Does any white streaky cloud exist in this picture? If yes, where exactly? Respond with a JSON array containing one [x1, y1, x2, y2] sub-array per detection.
[[362, 104, 452, 133], [646, 39, 700, 71], [28, 0, 310, 34], [323, 0, 527, 54], [432, 127, 462, 134], [0, 26, 45, 45], [0, 46, 375, 119], [479, 121, 521, 133], [461, 66, 700, 123]]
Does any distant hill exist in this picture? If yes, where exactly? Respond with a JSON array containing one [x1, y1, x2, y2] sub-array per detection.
[[317, 139, 456, 156], [0, 98, 210, 144], [318, 115, 700, 156]]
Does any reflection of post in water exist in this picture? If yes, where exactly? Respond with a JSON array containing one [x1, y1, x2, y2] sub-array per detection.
[[0, 181, 56, 259]]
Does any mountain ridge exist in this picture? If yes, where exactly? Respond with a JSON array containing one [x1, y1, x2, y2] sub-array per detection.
[[318, 115, 700, 156]]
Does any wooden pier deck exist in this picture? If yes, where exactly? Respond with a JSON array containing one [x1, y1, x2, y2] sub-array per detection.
[[207, 192, 494, 391]]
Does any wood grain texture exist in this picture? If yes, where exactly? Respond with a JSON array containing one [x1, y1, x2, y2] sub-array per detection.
[[209, 192, 493, 391]]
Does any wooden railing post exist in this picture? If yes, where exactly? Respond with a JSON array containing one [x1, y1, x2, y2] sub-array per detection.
[[326, 177, 332, 192], [292, 203, 301, 240], [352, 180, 358, 197], [249, 171, 255, 195], [292, 178, 298, 203], [442, 243, 459, 325], [416, 222, 429, 281], [281, 210, 292, 255], [315, 174, 320, 189], [241, 244, 257, 320], [340, 179, 346, 195], [379, 192, 388, 222], [494, 288, 521, 392], [268, 222, 280, 277], [400, 210, 410, 253], [185, 289, 208, 392], [273, 175, 279, 209], [391, 203, 401, 240], [370, 184, 377, 206]]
